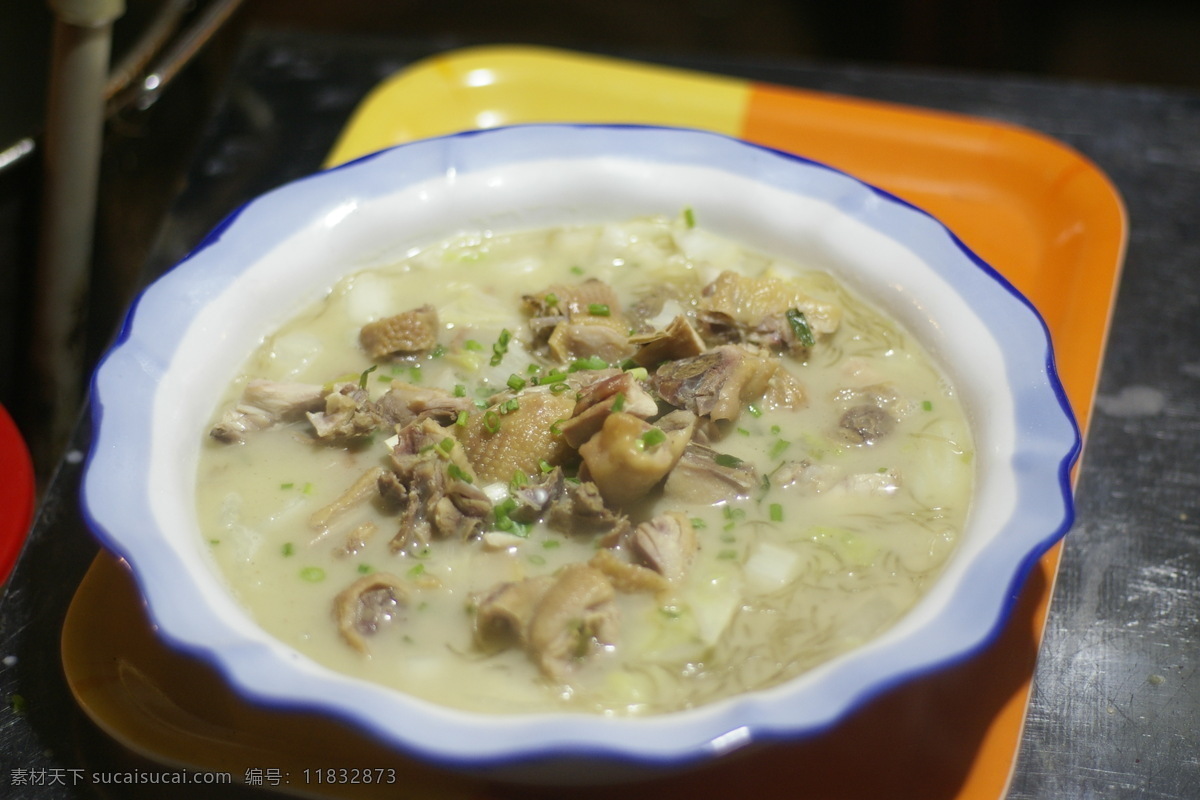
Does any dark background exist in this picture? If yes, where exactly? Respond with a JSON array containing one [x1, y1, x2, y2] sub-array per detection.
[[3, 0, 1200, 479]]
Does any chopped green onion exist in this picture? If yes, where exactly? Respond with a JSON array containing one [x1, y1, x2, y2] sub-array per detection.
[[300, 567, 326, 583], [447, 463, 473, 484], [539, 459, 554, 474], [438, 437, 455, 453], [625, 367, 648, 382], [683, 206, 696, 228], [611, 392, 626, 413], [507, 374, 527, 392], [549, 381, 570, 394], [587, 303, 611, 316], [357, 564, 372, 574], [570, 265, 585, 275], [785, 308, 817, 348], [544, 293, 559, 306], [769, 439, 791, 459], [281, 542, 295, 557], [484, 410, 501, 433], [922, 400, 934, 412], [358, 364, 377, 389], [501, 398, 520, 414], [493, 498, 531, 537], [302, 482, 314, 495], [543, 368, 568, 383], [511, 470, 530, 488], [639, 428, 667, 449], [408, 563, 426, 577], [464, 339, 483, 352], [549, 419, 564, 436], [455, 409, 469, 427], [490, 329, 512, 366], [527, 554, 547, 566], [569, 355, 609, 372], [690, 517, 707, 529], [280, 482, 294, 490], [769, 503, 784, 522], [714, 453, 744, 468], [542, 539, 561, 550], [747, 404, 763, 418], [430, 343, 446, 358], [453, 383, 467, 397], [770, 424, 782, 435], [527, 363, 541, 375], [376, 373, 393, 383], [736, 427, 750, 436]]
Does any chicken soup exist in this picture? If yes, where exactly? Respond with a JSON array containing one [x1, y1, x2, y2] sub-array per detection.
[[197, 213, 974, 715]]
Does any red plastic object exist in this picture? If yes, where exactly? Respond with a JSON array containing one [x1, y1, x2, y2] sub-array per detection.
[[0, 404, 35, 584]]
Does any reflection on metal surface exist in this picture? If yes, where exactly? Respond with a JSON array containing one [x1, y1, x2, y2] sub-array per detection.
[[0, 138, 35, 171], [0, 0, 248, 174]]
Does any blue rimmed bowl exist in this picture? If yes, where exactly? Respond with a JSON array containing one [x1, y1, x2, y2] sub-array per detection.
[[82, 124, 1078, 782]]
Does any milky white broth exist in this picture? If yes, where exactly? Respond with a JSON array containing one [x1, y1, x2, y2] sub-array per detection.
[[196, 215, 974, 715]]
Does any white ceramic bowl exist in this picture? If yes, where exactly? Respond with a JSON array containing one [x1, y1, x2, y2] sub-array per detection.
[[83, 124, 1078, 781]]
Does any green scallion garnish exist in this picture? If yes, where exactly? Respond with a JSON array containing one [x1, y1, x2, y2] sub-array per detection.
[[569, 355, 609, 372], [300, 566, 326, 583], [639, 428, 667, 449], [490, 329, 512, 366], [785, 308, 816, 348]]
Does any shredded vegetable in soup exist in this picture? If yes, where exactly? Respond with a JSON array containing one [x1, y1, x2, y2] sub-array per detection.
[[197, 213, 974, 715]]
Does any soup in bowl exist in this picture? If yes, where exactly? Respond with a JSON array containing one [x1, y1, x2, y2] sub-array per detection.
[[83, 124, 1078, 777]]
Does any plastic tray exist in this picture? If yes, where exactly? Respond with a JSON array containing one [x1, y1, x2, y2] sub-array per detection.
[[64, 46, 1125, 799]]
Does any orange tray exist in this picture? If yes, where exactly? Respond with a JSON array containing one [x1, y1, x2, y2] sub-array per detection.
[[64, 46, 1125, 800]]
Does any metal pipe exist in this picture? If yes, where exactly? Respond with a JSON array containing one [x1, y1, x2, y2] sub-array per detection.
[[32, 0, 125, 471]]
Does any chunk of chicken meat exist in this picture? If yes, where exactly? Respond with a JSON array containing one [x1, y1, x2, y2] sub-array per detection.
[[547, 318, 636, 364], [360, 304, 440, 359], [699, 270, 840, 336], [632, 512, 698, 583], [209, 379, 326, 442], [473, 564, 618, 681], [578, 411, 694, 507], [663, 442, 759, 505], [651, 344, 777, 422], [629, 315, 706, 367], [559, 371, 658, 449], [334, 573, 408, 654], [307, 384, 383, 441], [529, 564, 619, 681], [375, 382, 474, 428], [459, 389, 577, 484]]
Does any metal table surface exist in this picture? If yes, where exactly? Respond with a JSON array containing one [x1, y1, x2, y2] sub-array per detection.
[[1, 30, 1197, 799]]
